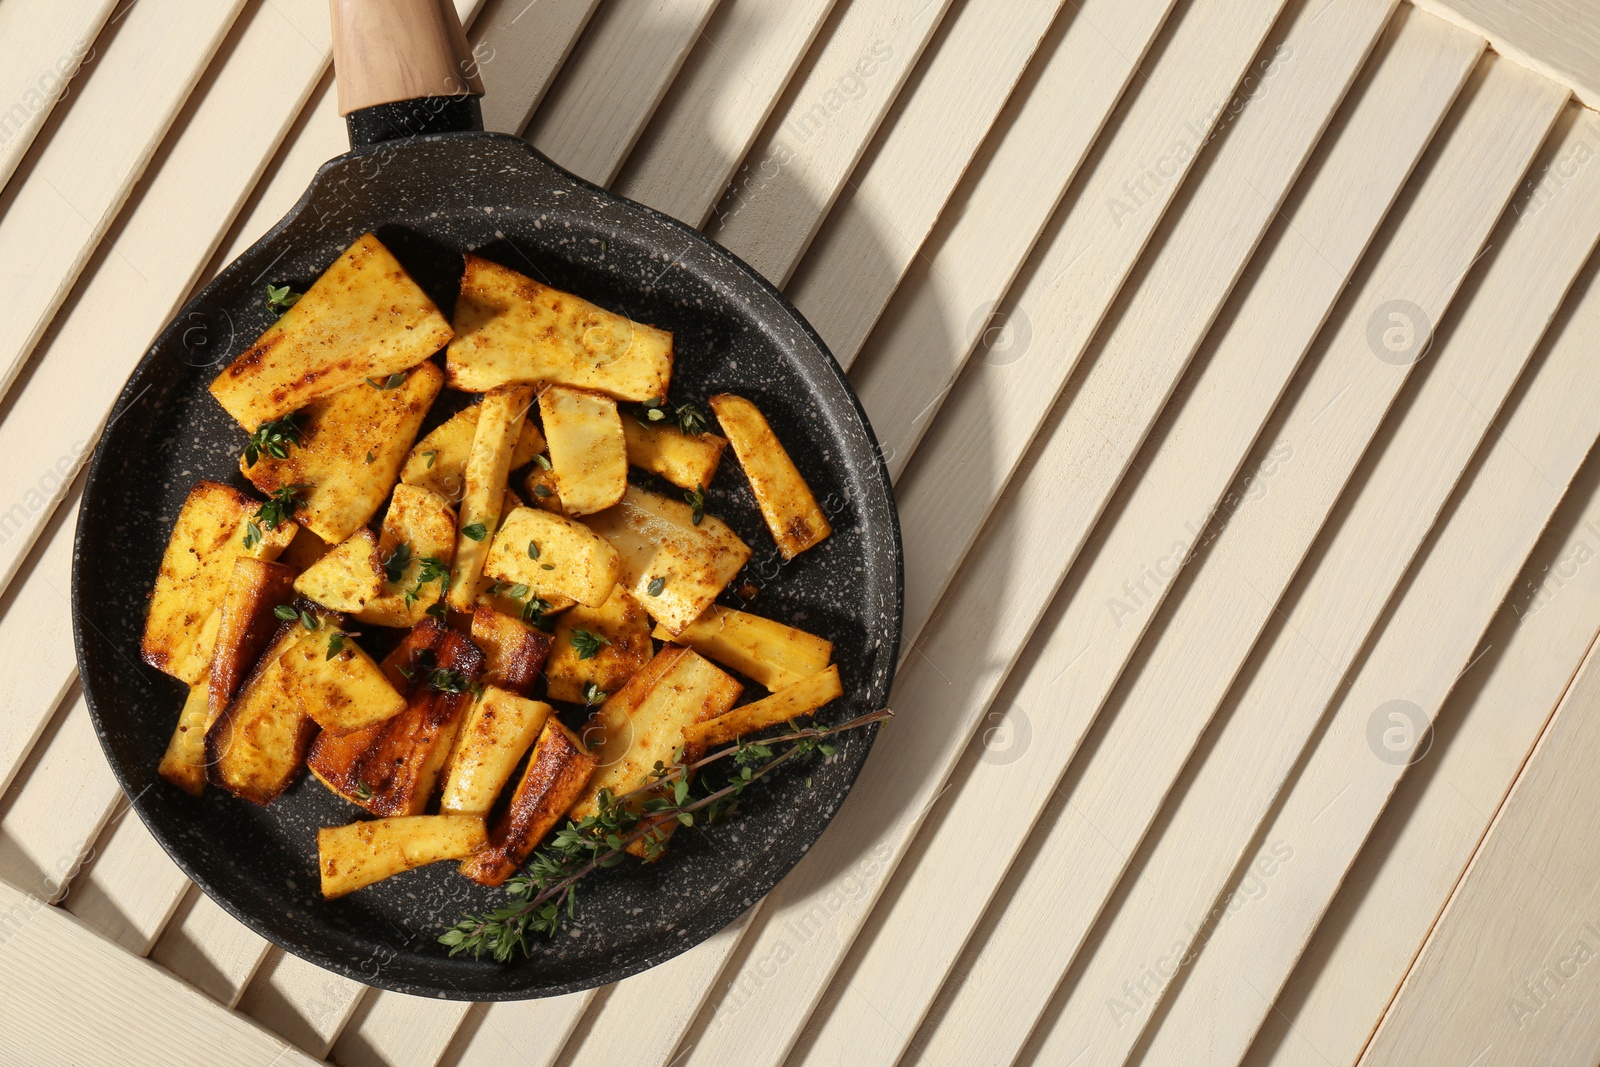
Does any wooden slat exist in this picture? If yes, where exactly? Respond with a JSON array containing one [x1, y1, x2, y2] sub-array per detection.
[[238, 948, 366, 1059], [783, 0, 1065, 358], [150, 886, 274, 1008], [65, 801, 189, 954], [439, 993, 596, 1067], [912, 42, 1558, 1064], [795, 7, 1471, 1063], [1247, 365, 1600, 1067], [888, 0, 1292, 641], [1136, 110, 1600, 1067], [1419, 0, 1600, 105], [677, 0, 1308, 1060], [1023, 95, 1600, 1067], [846, 0, 1176, 431], [522, 0, 722, 186], [474, 0, 602, 135], [0, 0, 120, 192], [0, 879, 317, 1065], [703, 0, 963, 284], [615, 0, 839, 226], [0, 0, 247, 402], [1359, 625, 1600, 1064], [333, 991, 477, 1067]]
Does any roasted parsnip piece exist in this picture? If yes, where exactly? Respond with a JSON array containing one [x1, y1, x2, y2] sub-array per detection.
[[546, 585, 652, 703], [570, 647, 742, 857], [540, 384, 626, 516], [483, 506, 622, 607], [292, 528, 383, 612], [469, 606, 552, 696], [318, 815, 486, 898], [376, 617, 446, 692], [438, 687, 554, 818], [459, 719, 596, 887], [241, 363, 442, 544], [685, 665, 844, 749], [206, 558, 299, 723], [279, 526, 330, 571], [401, 401, 546, 503], [210, 232, 452, 429], [158, 682, 213, 796], [355, 484, 456, 627], [205, 617, 318, 804], [622, 416, 726, 490], [448, 383, 536, 613], [307, 629, 484, 815], [278, 625, 408, 735], [584, 486, 751, 634], [653, 604, 832, 691], [710, 394, 831, 559], [142, 481, 295, 684], [447, 254, 672, 401], [521, 462, 566, 516]]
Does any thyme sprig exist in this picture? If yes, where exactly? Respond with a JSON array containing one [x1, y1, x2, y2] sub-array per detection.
[[243, 484, 308, 549], [243, 414, 302, 467], [439, 708, 892, 961], [638, 398, 710, 437]]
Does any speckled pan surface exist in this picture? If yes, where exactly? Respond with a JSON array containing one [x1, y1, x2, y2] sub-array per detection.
[[72, 131, 902, 1000]]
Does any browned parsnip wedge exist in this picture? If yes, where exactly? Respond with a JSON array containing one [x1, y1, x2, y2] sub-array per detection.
[[546, 585, 652, 703], [540, 384, 626, 516], [292, 528, 383, 612], [469, 606, 552, 696], [439, 687, 554, 818], [521, 462, 566, 516], [355, 484, 456, 627], [210, 233, 453, 429], [448, 383, 536, 613], [483, 506, 622, 607], [158, 683, 213, 796], [279, 526, 330, 571], [460, 719, 597, 887], [278, 625, 407, 735], [376, 618, 446, 692], [401, 401, 545, 503], [622, 416, 726, 490], [447, 254, 672, 401], [319, 815, 485, 898], [570, 647, 742, 857], [685, 665, 844, 749], [653, 604, 832, 691], [142, 481, 295, 684], [307, 629, 484, 815], [710, 394, 831, 559], [241, 363, 442, 544], [584, 486, 751, 634], [206, 558, 299, 723], [204, 615, 318, 804]]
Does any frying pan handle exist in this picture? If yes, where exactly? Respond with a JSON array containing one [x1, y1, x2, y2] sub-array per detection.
[[330, 0, 485, 145]]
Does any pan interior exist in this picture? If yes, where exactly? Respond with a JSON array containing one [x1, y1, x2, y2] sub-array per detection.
[[73, 133, 901, 999]]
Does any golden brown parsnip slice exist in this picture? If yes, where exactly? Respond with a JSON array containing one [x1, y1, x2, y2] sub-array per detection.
[[356, 484, 457, 627], [583, 486, 751, 634], [469, 606, 553, 696], [279, 526, 330, 571], [710, 394, 831, 559], [318, 815, 485, 898], [686, 665, 844, 749], [210, 233, 452, 430], [521, 463, 566, 515], [278, 626, 408, 735], [622, 416, 726, 490], [447, 254, 672, 401], [459, 719, 597, 886], [546, 585, 653, 703], [142, 481, 295, 684], [241, 363, 442, 544], [483, 506, 622, 606], [204, 618, 317, 804], [158, 683, 213, 797], [653, 604, 832, 691], [206, 558, 299, 724], [401, 401, 546, 503], [540, 385, 626, 516], [448, 383, 536, 612], [439, 687, 554, 818], [292, 528, 383, 612]]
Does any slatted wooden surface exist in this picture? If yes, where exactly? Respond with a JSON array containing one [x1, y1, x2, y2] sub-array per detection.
[[6, 0, 1600, 1063]]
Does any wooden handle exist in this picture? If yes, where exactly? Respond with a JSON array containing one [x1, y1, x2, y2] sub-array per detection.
[[329, 0, 484, 115]]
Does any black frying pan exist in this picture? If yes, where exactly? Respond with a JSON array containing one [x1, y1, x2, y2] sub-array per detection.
[[72, 0, 901, 1000]]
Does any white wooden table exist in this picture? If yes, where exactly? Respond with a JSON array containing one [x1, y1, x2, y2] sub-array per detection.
[[4, 0, 1600, 1063]]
